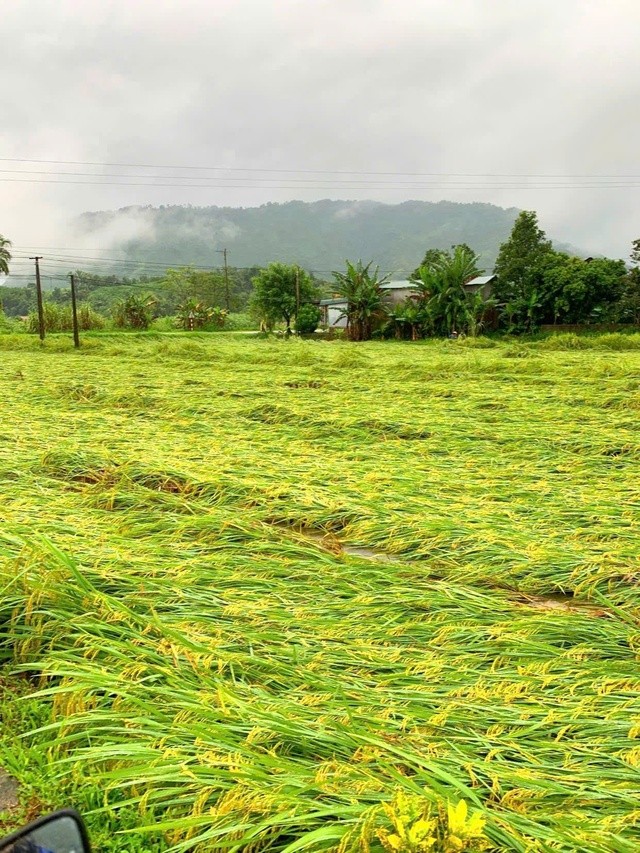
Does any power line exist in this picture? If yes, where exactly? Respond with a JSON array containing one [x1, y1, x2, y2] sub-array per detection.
[[1, 167, 639, 188], [4, 265, 340, 286], [2, 176, 640, 191], [1, 156, 639, 179], [10, 251, 276, 273], [12, 252, 191, 266]]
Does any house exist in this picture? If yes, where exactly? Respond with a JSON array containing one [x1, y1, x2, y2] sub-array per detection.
[[319, 281, 419, 328], [320, 275, 495, 326], [380, 280, 420, 306], [319, 297, 348, 328], [463, 274, 496, 300]]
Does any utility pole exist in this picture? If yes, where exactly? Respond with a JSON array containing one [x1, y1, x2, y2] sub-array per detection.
[[295, 266, 301, 333], [29, 256, 45, 341], [69, 273, 80, 348], [216, 248, 230, 311]]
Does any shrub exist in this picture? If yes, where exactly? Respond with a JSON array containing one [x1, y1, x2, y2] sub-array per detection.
[[175, 299, 227, 331], [112, 294, 157, 330], [224, 312, 257, 331], [0, 308, 17, 333], [295, 304, 321, 335], [149, 316, 175, 332]]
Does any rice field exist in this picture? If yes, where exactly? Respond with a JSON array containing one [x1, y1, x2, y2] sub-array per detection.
[[1, 332, 639, 852]]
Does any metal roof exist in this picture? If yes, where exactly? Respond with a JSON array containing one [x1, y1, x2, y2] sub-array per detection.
[[465, 275, 496, 286], [319, 298, 348, 306], [380, 280, 419, 290]]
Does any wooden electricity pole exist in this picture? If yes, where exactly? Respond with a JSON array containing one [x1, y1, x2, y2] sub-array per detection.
[[69, 273, 80, 348], [295, 266, 301, 332], [29, 256, 45, 340], [217, 248, 230, 311]]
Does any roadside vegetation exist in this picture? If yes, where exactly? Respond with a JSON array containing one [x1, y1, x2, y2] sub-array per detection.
[[1, 333, 640, 852]]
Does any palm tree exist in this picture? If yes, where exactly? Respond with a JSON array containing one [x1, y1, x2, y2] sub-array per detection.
[[332, 260, 389, 341], [0, 235, 12, 276]]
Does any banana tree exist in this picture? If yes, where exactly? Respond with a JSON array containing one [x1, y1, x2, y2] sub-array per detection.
[[0, 235, 12, 276], [413, 245, 481, 336], [176, 299, 227, 330], [332, 260, 389, 341]]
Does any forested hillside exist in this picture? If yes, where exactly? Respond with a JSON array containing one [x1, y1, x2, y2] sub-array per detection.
[[75, 199, 546, 276]]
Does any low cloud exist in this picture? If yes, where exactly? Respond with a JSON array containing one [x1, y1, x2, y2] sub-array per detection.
[[74, 207, 157, 251]]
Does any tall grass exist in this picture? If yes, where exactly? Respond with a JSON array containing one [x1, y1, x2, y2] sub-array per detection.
[[0, 333, 639, 851], [26, 302, 106, 333]]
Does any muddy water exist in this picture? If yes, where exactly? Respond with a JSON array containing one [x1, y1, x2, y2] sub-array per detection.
[[341, 545, 395, 562], [277, 523, 609, 616], [513, 593, 609, 617]]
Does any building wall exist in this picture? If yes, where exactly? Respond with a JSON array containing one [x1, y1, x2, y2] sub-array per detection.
[[383, 287, 418, 306], [464, 282, 493, 300], [326, 305, 348, 328]]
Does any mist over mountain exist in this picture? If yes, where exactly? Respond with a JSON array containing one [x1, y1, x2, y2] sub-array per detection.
[[75, 200, 583, 278]]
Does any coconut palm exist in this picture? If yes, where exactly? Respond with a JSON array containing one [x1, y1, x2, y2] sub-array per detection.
[[0, 235, 12, 276], [332, 260, 389, 341]]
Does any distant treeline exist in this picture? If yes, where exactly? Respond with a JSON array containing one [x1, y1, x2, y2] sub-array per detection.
[[0, 266, 271, 318], [2, 210, 639, 338]]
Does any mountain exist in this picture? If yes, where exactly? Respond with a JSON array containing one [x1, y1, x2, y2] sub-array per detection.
[[74, 199, 580, 278]]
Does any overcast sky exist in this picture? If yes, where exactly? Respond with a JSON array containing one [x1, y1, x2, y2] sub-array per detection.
[[3, 0, 640, 270]]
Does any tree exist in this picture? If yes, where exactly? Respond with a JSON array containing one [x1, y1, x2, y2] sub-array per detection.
[[497, 249, 627, 331], [332, 260, 389, 341], [612, 239, 640, 324], [250, 263, 317, 333], [493, 211, 553, 305], [543, 256, 626, 324], [615, 268, 640, 324], [0, 286, 32, 316], [0, 235, 12, 276], [414, 244, 482, 336], [412, 244, 475, 280], [164, 267, 227, 311]]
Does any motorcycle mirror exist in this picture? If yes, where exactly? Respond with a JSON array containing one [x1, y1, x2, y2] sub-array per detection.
[[0, 810, 90, 853]]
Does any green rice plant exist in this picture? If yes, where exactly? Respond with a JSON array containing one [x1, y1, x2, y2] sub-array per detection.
[[537, 331, 640, 351], [0, 333, 639, 852]]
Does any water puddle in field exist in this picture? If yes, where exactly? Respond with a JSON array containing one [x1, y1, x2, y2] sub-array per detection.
[[274, 522, 612, 615], [513, 593, 609, 617], [341, 545, 395, 563], [300, 531, 395, 562], [273, 523, 397, 563]]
